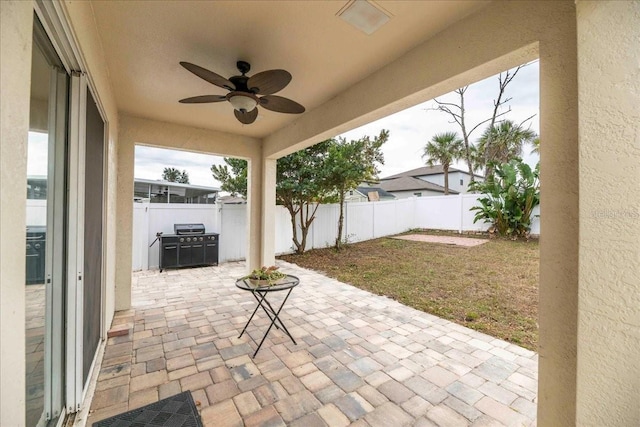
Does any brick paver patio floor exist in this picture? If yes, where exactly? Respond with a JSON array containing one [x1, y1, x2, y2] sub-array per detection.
[[87, 261, 538, 426]]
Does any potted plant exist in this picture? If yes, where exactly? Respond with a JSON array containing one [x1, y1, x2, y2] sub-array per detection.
[[243, 266, 287, 287]]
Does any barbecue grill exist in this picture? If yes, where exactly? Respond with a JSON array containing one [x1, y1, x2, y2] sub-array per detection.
[[157, 223, 219, 272], [26, 226, 46, 284]]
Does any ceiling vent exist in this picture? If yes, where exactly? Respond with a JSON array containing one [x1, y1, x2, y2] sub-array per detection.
[[337, 0, 391, 35]]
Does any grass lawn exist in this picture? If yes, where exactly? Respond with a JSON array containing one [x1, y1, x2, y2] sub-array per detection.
[[279, 230, 539, 351]]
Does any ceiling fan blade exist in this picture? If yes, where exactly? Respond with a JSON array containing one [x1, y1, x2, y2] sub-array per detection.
[[259, 95, 305, 114], [247, 70, 291, 95], [179, 95, 227, 103], [234, 108, 258, 124], [180, 62, 235, 91]]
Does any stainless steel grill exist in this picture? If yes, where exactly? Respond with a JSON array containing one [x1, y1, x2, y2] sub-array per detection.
[[157, 224, 219, 271]]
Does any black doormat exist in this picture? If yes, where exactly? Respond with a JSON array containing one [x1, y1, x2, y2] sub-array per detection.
[[92, 391, 203, 427]]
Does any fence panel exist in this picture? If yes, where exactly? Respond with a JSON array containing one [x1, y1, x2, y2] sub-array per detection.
[[530, 205, 541, 235], [310, 204, 340, 249], [394, 198, 416, 233], [414, 195, 463, 230], [345, 202, 374, 243], [142, 204, 220, 269], [275, 205, 294, 255], [373, 200, 401, 238], [461, 194, 490, 231], [26, 200, 47, 226], [131, 203, 148, 271], [219, 204, 246, 262], [132, 196, 540, 270]]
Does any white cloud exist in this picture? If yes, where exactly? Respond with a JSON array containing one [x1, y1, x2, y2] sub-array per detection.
[[134, 146, 226, 187], [339, 61, 540, 178]]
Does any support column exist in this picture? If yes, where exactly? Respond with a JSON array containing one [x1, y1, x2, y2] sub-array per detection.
[[246, 154, 276, 271], [114, 120, 135, 311], [0, 2, 32, 424], [576, 1, 640, 425], [261, 158, 277, 267], [537, 2, 580, 425]]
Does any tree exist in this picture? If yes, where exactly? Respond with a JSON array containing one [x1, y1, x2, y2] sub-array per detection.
[[479, 120, 537, 177], [431, 65, 525, 182], [211, 158, 248, 197], [211, 144, 336, 254], [469, 158, 540, 239], [422, 131, 463, 195], [325, 130, 388, 249], [277, 140, 336, 254], [162, 167, 189, 184], [530, 137, 540, 156]]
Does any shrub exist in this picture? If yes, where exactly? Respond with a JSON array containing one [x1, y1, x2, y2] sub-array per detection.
[[470, 159, 540, 238]]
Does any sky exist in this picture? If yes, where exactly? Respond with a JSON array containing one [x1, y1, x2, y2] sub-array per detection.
[[28, 61, 540, 188]]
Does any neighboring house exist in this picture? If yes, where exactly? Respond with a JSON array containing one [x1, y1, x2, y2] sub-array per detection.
[[344, 184, 396, 203], [379, 165, 483, 197], [217, 195, 247, 204], [379, 175, 458, 198], [133, 178, 219, 204]]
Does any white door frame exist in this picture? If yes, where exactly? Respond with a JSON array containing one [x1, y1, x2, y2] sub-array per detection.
[[65, 72, 87, 413]]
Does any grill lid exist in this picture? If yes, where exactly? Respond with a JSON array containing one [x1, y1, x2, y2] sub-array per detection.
[[174, 223, 206, 235]]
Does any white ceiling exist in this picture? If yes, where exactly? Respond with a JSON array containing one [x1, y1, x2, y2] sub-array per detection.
[[91, 1, 489, 138]]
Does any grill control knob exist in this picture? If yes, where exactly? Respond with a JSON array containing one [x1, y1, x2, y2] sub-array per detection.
[[180, 238, 184, 242], [35, 244, 41, 249], [26, 244, 31, 250], [186, 237, 191, 242], [199, 237, 203, 242]]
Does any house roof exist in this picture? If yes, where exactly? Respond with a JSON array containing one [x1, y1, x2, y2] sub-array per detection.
[[381, 165, 482, 180], [134, 178, 219, 193], [355, 186, 396, 200], [378, 176, 459, 194], [134, 178, 219, 200], [217, 195, 247, 204]]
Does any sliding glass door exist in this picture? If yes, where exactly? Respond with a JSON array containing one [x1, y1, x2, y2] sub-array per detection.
[[26, 15, 68, 427]]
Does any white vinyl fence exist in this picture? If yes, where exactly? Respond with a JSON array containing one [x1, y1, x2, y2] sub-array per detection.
[[131, 195, 540, 271]]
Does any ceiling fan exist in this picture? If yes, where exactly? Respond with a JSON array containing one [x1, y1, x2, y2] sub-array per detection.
[[179, 60, 305, 124]]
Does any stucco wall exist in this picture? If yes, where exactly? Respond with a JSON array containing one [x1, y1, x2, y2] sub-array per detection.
[[576, 1, 640, 425], [64, 0, 122, 334], [0, 2, 33, 424]]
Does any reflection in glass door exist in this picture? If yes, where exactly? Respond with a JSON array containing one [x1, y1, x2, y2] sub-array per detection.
[[26, 16, 68, 426]]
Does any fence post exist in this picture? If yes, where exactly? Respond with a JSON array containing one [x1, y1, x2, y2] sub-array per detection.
[[459, 194, 464, 234], [372, 202, 376, 238]]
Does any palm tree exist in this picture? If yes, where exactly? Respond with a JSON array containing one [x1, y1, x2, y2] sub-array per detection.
[[479, 120, 537, 177], [422, 131, 464, 195], [530, 137, 540, 155]]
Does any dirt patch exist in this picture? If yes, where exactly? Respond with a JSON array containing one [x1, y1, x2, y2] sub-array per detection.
[[393, 234, 488, 247]]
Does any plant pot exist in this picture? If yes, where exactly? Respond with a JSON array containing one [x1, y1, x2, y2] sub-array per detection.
[[248, 277, 285, 287]]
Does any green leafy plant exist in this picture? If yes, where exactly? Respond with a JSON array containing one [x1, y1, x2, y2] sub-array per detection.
[[243, 266, 286, 285], [469, 158, 539, 238]]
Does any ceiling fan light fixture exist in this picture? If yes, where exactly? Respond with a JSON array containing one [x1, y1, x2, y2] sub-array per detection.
[[227, 92, 258, 112]]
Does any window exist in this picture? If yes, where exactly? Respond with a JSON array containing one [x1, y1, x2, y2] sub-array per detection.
[[460, 179, 464, 186], [413, 192, 422, 197]]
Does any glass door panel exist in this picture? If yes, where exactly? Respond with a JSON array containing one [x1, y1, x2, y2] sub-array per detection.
[[26, 16, 68, 427]]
